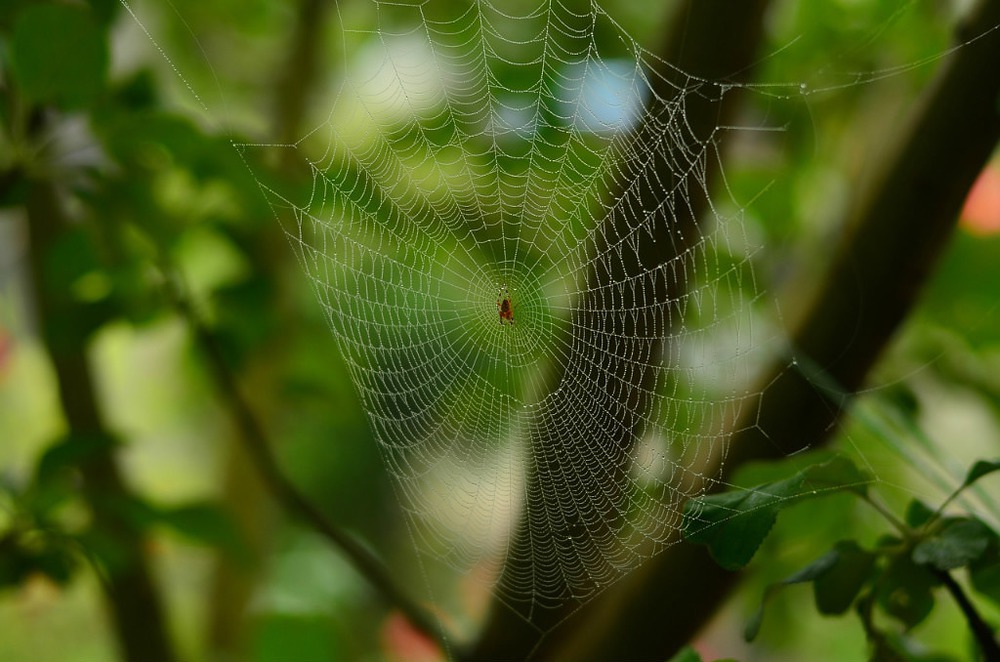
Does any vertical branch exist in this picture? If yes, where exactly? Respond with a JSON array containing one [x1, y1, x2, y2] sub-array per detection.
[[273, 0, 333, 146], [208, 1, 332, 653], [467, 1, 770, 659], [936, 570, 1000, 661], [26, 178, 175, 662], [547, 1, 1000, 659]]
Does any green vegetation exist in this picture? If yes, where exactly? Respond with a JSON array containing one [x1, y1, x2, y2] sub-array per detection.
[[685, 457, 1000, 660], [1, 1, 1000, 661]]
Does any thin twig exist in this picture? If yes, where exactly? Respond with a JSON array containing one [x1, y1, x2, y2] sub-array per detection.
[[859, 494, 911, 539], [164, 272, 454, 655], [935, 569, 1000, 662]]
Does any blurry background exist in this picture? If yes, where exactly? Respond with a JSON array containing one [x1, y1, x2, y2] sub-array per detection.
[[1, 1, 999, 661]]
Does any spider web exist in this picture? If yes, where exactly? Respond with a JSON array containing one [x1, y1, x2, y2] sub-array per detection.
[[243, 0, 777, 626], [108, 0, 1000, 652]]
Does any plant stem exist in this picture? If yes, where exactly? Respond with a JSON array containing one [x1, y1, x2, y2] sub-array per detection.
[[167, 275, 454, 656], [26, 178, 176, 662], [935, 569, 1000, 662], [273, 0, 332, 147], [208, 1, 335, 653], [860, 494, 911, 538]]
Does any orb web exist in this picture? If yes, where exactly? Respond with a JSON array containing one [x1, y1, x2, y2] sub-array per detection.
[[247, 0, 768, 625]]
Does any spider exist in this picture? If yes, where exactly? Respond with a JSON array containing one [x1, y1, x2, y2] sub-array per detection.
[[497, 285, 514, 325]]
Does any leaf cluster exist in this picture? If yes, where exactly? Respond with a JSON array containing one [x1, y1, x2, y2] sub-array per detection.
[[0, 0, 280, 598], [0, 430, 247, 591], [683, 458, 1000, 661]]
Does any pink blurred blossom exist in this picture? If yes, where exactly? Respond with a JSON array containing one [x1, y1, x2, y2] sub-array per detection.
[[381, 611, 444, 662], [961, 164, 1000, 236]]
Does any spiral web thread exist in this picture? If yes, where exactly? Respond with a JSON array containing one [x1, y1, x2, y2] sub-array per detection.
[[247, 0, 776, 625]]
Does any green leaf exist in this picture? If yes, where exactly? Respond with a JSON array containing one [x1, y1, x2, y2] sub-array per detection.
[[213, 274, 277, 364], [0, 531, 79, 589], [157, 502, 245, 554], [876, 534, 905, 551], [969, 545, 1000, 608], [814, 540, 876, 615], [0, 534, 35, 589], [32, 545, 77, 585], [252, 613, 342, 662], [87, 0, 121, 25], [35, 432, 117, 485], [75, 528, 130, 575], [9, 4, 108, 109], [922, 233, 1000, 350], [905, 499, 935, 528], [962, 460, 1000, 489], [110, 69, 159, 111], [745, 548, 839, 641], [912, 518, 993, 571], [878, 554, 937, 629], [40, 228, 103, 299], [683, 492, 779, 571], [665, 647, 703, 662], [683, 457, 871, 570], [112, 496, 162, 532]]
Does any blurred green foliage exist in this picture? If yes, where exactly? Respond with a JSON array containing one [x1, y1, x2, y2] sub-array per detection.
[[0, 0, 392, 659], [0, 1, 998, 661]]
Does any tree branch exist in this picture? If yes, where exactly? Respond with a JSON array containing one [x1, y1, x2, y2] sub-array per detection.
[[467, 1, 771, 659], [273, 0, 333, 147], [545, 1, 1000, 659], [166, 276, 453, 655], [936, 569, 1000, 661], [26, 178, 176, 662], [208, 1, 335, 653]]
